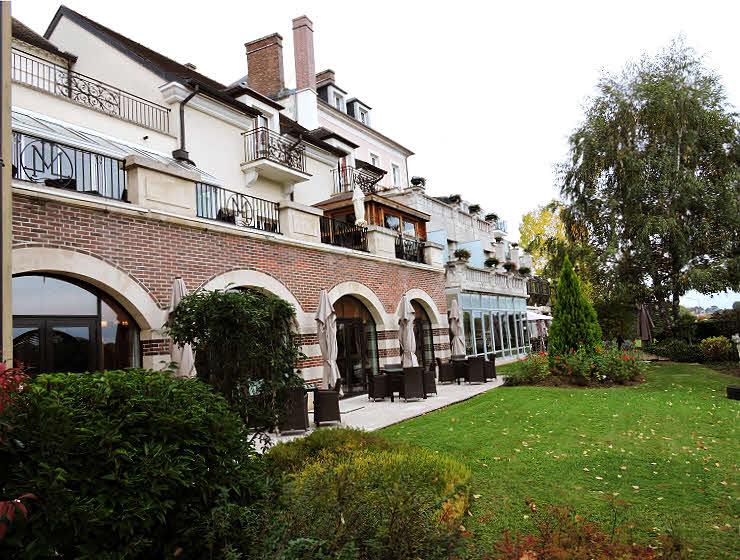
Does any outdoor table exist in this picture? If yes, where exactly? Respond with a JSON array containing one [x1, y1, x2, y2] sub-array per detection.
[[382, 365, 404, 402]]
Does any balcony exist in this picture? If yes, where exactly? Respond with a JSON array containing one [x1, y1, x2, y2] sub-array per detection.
[[195, 183, 280, 233], [332, 166, 382, 195], [319, 216, 368, 251], [527, 277, 551, 306], [11, 49, 170, 134], [395, 236, 425, 263], [241, 127, 310, 184], [11, 131, 127, 200]]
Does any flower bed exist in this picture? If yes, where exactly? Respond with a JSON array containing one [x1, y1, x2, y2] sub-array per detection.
[[505, 346, 648, 387]]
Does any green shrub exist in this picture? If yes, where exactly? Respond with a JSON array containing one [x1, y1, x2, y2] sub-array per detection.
[[0, 369, 271, 559], [551, 345, 595, 382], [267, 427, 394, 474], [651, 339, 704, 362], [273, 445, 470, 560], [505, 351, 550, 385], [548, 256, 602, 359], [484, 257, 500, 268], [454, 248, 471, 260], [593, 347, 647, 383], [700, 336, 731, 361]]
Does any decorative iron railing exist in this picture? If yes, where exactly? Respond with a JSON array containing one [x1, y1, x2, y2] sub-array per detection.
[[319, 216, 368, 251], [242, 127, 306, 173], [332, 166, 382, 195], [11, 49, 170, 134], [395, 236, 425, 263], [195, 183, 280, 233], [11, 131, 127, 200]]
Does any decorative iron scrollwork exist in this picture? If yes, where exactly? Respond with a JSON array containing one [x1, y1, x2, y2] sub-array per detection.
[[55, 70, 121, 115], [17, 136, 75, 187]]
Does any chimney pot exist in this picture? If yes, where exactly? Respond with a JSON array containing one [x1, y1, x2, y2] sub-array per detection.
[[245, 33, 284, 97], [292, 15, 316, 92]]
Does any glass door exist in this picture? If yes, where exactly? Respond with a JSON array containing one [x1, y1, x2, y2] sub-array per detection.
[[336, 319, 368, 396], [12, 317, 98, 374]]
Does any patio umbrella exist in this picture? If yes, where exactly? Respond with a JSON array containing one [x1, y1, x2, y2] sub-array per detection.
[[398, 295, 419, 367], [448, 298, 466, 356], [169, 278, 195, 377], [636, 304, 655, 342], [315, 289, 343, 396], [352, 185, 367, 226]]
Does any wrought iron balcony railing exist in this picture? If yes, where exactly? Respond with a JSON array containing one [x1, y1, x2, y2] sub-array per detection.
[[395, 236, 425, 263], [242, 127, 307, 173], [319, 216, 368, 251], [332, 166, 382, 195], [12, 131, 127, 200], [11, 49, 170, 134], [196, 183, 280, 234]]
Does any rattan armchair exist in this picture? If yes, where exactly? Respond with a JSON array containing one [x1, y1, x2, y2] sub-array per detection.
[[399, 367, 425, 401], [368, 373, 390, 401], [315, 379, 341, 428], [278, 387, 309, 433], [437, 358, 456, 383], [468, 356, 486, 384]]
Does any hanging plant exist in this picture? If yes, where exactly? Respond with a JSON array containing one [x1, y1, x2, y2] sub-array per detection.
[[484, 257, 499, 268], [503, 261, 517, 271], [453, 248, 471, 261], [518, 266, 531, 276], [468, 204, 481, 214], [485, 213, 499, 222]]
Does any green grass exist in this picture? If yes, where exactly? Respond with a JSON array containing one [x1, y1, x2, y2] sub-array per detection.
[[379, 363, 739, 558]]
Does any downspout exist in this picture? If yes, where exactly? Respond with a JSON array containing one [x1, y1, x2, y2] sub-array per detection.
[[172, 84, 199, 164]]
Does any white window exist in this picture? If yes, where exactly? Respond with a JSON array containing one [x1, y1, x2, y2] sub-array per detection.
[[359, 108, 368, 125], [333, 93, 344, 111], [391, 164, 401, 187], [370, 153, 380, 167]]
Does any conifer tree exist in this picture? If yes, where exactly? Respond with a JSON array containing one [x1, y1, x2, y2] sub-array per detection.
[[548, 256, 602, 357]]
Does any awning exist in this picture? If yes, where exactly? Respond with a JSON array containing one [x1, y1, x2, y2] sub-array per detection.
[[527, 311, 553, 321], [11, 107, 221, 185]]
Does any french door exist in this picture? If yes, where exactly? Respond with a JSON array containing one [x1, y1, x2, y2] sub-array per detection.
[[12, 316, 98, 375], [336, 318, 370, 396]]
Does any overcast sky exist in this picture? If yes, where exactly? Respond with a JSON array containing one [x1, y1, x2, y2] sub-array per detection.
[[12, 0, 740, 308]]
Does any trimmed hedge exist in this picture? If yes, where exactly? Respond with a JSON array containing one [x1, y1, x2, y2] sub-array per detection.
[[0, 369, 271, 559]]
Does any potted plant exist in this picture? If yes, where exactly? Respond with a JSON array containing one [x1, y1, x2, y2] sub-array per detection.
[[410, 176, 426, 187], [484, 257, 499, 268], [494, 236, 503, 243], [518, 266, 531, 276], [453, 248, 471, 261], [468, 204, 481, 214], [485, 213, 499, 222], [448, 194, 462, 204], [503, 261, 517, 272], [511, 242, 519, 248]]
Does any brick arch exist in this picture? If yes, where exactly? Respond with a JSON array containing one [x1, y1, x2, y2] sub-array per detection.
[[12, 246, 166, 331], [400, 288, 446, 329], [327, 281, 390, 329], [199, 269, 312, 327]]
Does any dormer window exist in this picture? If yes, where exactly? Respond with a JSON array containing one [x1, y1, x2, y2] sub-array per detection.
[[359, 108, 369, 125], [333, 92, 344, 111]]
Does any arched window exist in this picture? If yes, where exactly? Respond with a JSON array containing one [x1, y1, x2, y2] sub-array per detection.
[[12, 274, 140, 375], [411, 300, 435, 371], [334, 295, 379, 395]]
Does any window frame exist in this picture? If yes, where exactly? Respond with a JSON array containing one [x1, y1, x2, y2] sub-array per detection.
[[391, 163, 401, 187]]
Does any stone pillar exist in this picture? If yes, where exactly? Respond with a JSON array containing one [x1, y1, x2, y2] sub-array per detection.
[[366, 226, 397, 259], [124, 155, 200, 216], [278, 201, 322, 243], [423, 241, 444, 267]]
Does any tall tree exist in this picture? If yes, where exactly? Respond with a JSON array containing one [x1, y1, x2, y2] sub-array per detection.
[[548, 256, 603, 356], [559, 39, 740, 331], [519, 202, 566, 275]]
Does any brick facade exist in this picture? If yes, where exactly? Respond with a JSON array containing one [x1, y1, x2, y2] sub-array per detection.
[[13, 195, 447, 317]]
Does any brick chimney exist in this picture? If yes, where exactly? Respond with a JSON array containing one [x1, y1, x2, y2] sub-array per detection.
[[316, 69, 335, 87], [292, 16, 316, 92], [245, 33, 284, 97]]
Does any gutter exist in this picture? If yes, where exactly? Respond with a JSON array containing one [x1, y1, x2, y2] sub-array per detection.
[[172, 83, 199, 164]]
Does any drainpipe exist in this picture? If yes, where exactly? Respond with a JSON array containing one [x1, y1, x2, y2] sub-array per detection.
[[172, 84, 199, 164]]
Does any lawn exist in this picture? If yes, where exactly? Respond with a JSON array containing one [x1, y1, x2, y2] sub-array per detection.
[[379, 363, 739, 559]]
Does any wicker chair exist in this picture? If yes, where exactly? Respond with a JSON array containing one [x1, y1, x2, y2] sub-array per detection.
[[437, 359, 456, 383], [484, 357, 497, 380], [453, 359, 470, 383], [468, 356, 486, 384], [315, 379, 341, 428], [399, 367, 425, 401], [368, 373, 390, 401], [278, 387, 309, 433], [423, 366, 438, 396]]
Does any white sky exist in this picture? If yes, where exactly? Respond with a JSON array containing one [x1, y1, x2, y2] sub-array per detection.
[[12, 0, 740, 309]]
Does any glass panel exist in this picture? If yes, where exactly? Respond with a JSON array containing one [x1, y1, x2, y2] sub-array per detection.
[[384, 214, 400, 232], [364, 322, 379, 378], [463, 310, 474, 355], [474, 312, 484, 355], [461, 293, 472, 308], [481, 295, 491, 309], [101, 297, 138, 370], [490, 295, 499, 309], [470, 293, 481, 308], [493, 313, 503, 358], [484, 313, 493, 355], [516, 313, 525, 353], [402, 220, 416, 237], [502, 313, 512, 355], [12, 275, 97, 315], [508, 314, 518, 353], [49, 325, 91, 373], [12, 325, 41, 375]]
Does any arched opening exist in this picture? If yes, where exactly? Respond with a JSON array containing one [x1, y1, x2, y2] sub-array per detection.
[[334, 295, 379, 396], [411, 300, 435, 371], [12, 274, 141, 375]]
